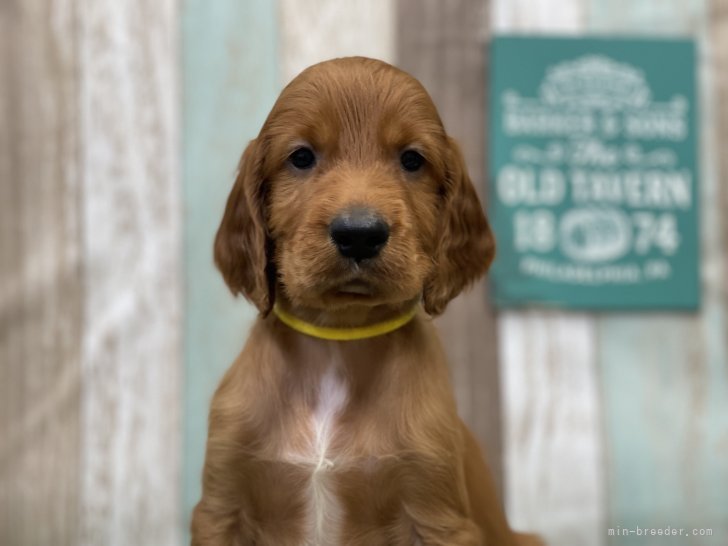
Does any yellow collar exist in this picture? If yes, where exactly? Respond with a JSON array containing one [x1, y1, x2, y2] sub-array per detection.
[[273, 304, 418, 341]]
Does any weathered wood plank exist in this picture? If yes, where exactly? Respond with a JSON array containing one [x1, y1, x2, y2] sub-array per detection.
[[491, 1, 607, 545], [279, 0, 394, 83], [181, 0, 279, 539], [499, 313, 605, 545], [589, 0, 728, 543], [396, 0, 506, 498], [77, 0, 182, 544], [0, 1, 83, 544]]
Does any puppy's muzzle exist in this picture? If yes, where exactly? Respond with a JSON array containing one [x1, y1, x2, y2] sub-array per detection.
[[329, 208, 389, 262]]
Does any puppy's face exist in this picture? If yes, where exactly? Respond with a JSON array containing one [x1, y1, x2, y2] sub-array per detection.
[[215, 57, 494, 317]]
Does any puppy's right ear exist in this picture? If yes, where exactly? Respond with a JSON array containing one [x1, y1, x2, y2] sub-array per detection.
[[214, 139, 273, 315]]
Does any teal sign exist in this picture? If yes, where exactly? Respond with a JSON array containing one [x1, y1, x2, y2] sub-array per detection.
[[489, 37, 699, 309]]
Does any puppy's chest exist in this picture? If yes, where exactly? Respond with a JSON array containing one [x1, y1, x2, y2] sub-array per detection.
[[280, 367, 352, 545], [268, 365, 425, 545]]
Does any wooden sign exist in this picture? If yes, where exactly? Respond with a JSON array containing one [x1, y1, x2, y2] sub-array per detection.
[[489, 36, 699, 309]]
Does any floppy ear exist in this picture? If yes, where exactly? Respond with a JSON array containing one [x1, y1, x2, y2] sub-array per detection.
[[423, 137, 496, 316], [214, 138, 274, 315]]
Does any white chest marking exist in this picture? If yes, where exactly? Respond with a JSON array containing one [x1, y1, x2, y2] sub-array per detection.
[[311, 366, 348, 471], [283, 364, 349, 545], [309, 366, 348, 544]]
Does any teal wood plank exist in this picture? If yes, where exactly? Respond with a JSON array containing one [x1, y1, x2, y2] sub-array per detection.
[[589, 1, 728, 544], [182, 0, 278, 538]]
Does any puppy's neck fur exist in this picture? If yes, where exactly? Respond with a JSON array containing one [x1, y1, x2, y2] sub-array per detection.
[[273, 288, 422, 329]]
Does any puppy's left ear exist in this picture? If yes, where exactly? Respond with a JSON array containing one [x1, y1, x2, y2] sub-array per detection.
[[423, 137, 496, 316]]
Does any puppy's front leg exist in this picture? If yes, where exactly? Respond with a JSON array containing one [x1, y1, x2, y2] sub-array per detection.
[[407, 505, 481, 546], [191, 497, 252, 546], [191, 440, 257, 546], [191, 353, 309, 546], [191, 361, 260, 546], [402, 457, 483, 546]]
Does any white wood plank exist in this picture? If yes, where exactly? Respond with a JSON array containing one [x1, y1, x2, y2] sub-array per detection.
[[491, 2, 606, 545], [279, 0, 395, 83], [77, 1, 182, 544], [493, 0, 585, 32], [500, 312, 604, 544]]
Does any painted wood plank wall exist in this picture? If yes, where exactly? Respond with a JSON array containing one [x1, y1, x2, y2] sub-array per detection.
[[5, 0, 725, 543], [491, 2, 606, 545], [396, 0, 506, 498], [181, 0, 278, 539], [589, 0, 728, 543], [1, 0, 182, 545]]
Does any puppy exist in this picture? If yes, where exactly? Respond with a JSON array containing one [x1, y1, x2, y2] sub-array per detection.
[[192, 57, 542, 546]]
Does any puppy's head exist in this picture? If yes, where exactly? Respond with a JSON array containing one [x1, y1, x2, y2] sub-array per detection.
[[214, 57, 494, 317]]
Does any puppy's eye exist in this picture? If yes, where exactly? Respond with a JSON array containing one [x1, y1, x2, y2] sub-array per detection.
[[288, 147, 316, 170], [400, 150, 425, 172]]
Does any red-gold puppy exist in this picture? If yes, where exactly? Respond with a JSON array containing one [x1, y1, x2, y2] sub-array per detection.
[[192, 57, 543, 546]]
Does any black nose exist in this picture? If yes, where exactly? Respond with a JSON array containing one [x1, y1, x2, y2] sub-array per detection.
[[329, 209, 390, 262]]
